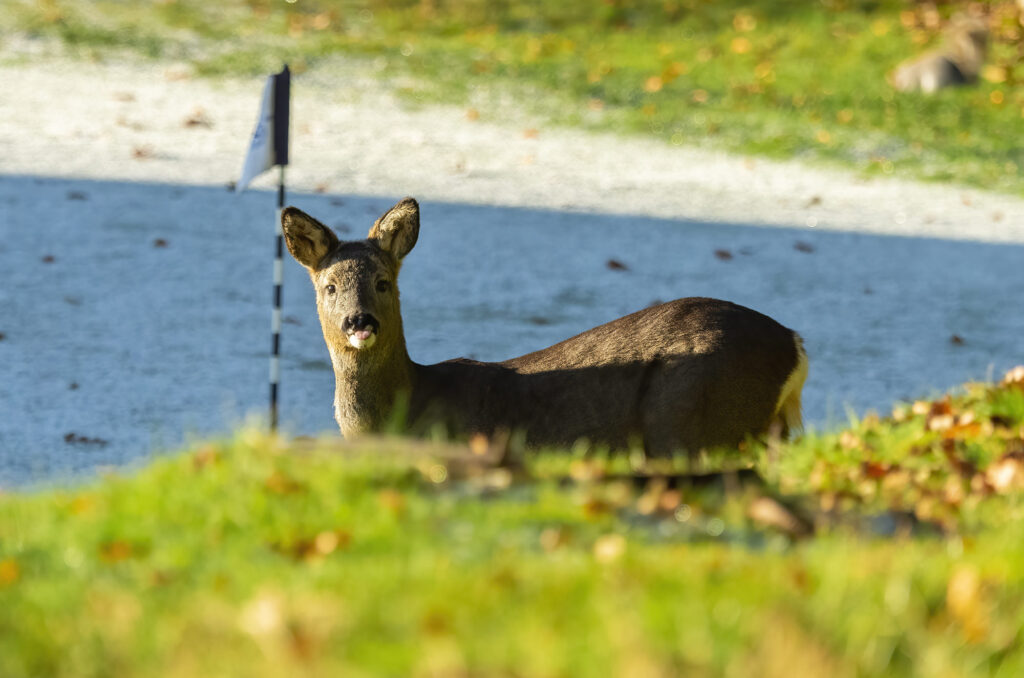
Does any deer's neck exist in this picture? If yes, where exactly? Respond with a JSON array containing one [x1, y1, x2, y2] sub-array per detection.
[[329, 335, 415, 437]]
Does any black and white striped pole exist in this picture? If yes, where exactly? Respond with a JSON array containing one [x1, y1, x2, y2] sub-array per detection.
[[269, 66, 290, 432], [237, 65, 290, 432], [270, 164, 286, 431]]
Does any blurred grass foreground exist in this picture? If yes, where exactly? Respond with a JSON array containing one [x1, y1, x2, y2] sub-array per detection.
[[2, 368, 1024, 676], [6, 0, 1024, 192]]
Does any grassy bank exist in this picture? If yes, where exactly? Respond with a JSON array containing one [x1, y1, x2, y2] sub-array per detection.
[[2, 368, 1024, 676], [5, 1, 1024, 193]]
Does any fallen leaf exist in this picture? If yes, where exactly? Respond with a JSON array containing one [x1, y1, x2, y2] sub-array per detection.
[[132, 146, 155, 160], [41, 255, 55, 264], [862, 460, 890, 479], [950, 334, 964, 346], [643, 76, 663, 93], [183, 108, 213, 128], [606, 259, 629, 271], [153, 238, 168, 248], [714, 249, 733, 261], [804, 195, 822, 208], [64, 432, 109, 446], [730, 37, 752, 54]]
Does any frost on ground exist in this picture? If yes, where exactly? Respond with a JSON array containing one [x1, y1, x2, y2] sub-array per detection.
[[1, 53, 1023, 486]]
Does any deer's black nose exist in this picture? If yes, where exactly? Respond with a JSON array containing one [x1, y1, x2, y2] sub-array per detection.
[[342, 313, 378, 334]]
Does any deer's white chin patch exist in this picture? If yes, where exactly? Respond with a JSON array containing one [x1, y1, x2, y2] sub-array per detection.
[[347, 331, 376, 350]]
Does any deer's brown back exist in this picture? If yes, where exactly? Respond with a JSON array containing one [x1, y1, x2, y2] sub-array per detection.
[[412, 298, 801, 453]]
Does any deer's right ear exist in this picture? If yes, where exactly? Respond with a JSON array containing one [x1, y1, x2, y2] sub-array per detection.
[[282, 207, 339, 270]]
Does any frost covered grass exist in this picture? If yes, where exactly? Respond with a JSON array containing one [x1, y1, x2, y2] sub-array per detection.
[[3, 369, 1024, 677], [7, 0, 1024, 193]]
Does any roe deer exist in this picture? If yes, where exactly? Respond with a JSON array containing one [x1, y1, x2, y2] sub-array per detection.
[[890, 14, 988, 93], [282, 198, 808, 455]]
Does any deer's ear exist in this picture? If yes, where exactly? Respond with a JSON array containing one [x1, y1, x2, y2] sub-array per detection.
[[282, 207, 339, 270], [369, 197, 419, 261]]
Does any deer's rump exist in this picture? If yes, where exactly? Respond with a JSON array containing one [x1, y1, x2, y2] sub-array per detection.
[[411, 298, 805, 454]]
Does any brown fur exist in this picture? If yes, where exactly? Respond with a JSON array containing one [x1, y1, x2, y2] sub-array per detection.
[[282, 198, 808, 455], [891, 15, 988, 93]]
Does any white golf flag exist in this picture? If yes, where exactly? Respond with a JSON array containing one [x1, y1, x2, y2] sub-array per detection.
[[237, 66, 290, 192]]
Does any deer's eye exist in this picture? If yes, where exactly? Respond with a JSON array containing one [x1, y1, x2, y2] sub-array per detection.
[[375, 280, 391, 294], [325, 284, 336, 295]]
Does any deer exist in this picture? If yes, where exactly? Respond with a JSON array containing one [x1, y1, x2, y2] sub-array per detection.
[[282, 198, 808, 456]]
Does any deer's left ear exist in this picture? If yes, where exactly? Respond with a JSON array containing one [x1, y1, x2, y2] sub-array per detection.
[[369, 197, 419, 261]]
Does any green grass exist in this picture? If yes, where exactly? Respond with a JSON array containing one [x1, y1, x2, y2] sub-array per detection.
[[5, 0, 1024, 193], [3, 371, 1024, 676]]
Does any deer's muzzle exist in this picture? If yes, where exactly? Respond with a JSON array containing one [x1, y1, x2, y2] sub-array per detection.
[[342, 313, 378, 350]]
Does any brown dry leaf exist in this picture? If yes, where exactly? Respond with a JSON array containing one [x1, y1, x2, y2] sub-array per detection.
[[942, 421, 981, 441], [730, 37, 752, 54], [132, 146, 155, 160], [861, 460, 890, 480], [153, 238, 169, 248], [606, 259, 629, 271], [643, 76, 663, 93], [950, 334, 965, 346], [714, 249, 733, 261], [183, 108, 213, 128]]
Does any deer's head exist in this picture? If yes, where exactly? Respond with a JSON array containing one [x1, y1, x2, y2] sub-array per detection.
[[282, 198, 420, 361]]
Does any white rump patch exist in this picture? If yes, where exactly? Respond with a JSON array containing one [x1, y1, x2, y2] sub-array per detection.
[[773, 337, 809, 436]]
